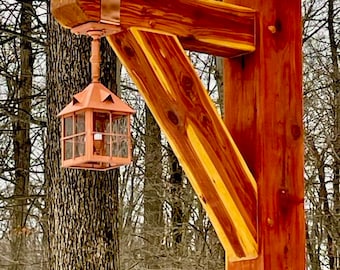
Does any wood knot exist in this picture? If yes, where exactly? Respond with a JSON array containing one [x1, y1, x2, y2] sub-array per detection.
[[114, 37, 121, 46], [200, 114, 210, 127], [268, 19, 282, 34], [291, 124, 301, 140], [268, 25, 277, 34], [123, 46, 135, 57], [267, 217, 274, 228], [275, 19, 282, 32], [167, 110, 179, 125], [149, 20, 156, 27], [193, 9, 203, 20], [141, 7, 147, 15], [279, 188, 304, 214], [181, 75, 193, 91]]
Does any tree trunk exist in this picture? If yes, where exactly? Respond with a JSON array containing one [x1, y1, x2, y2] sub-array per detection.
[[143, 106, 163, 269], [168, 150, 183, 250], [214, 56, 224, 117], [327, 0, 340, 268], [46, 14, 120, 269], [167, 147, 184, 269], [10, 1, 33, 268]]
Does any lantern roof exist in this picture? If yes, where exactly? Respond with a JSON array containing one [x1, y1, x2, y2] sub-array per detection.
[[58, 82, 135, 116]]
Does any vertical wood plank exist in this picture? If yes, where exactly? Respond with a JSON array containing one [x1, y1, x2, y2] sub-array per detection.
[[224, 1, 305, 269]]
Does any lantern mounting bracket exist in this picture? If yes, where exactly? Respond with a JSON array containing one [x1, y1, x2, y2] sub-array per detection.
[[71, 22, 120, 37], [71, 22, 121, 83]]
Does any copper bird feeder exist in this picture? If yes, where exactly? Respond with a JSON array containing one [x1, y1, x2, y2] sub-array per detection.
[[58, 26, 135, 170]]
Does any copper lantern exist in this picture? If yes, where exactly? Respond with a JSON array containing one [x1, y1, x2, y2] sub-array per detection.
[[57, 27, 135, 170]]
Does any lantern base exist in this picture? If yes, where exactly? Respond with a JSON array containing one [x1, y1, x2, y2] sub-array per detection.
[[61, 159, 131, 171]]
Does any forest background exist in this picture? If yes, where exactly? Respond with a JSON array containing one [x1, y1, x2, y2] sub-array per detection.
[[0, 0, 339, 269]]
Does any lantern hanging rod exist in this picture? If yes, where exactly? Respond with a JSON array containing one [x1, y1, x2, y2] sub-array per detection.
[[71, 23, 121, 83], [89, 31, 101, 83]]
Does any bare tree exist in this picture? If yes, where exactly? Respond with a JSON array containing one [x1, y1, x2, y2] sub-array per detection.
[[143, 106, 164, 269], [0, 0, 46, 268], [303, 0, 340, 268], [10, 2, 33, 267], [118, 50, 225, 270]]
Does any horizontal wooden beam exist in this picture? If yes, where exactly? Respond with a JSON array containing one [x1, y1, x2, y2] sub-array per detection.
[[51, 0, 101, 28], [119, 0, 255, 57], [51, 0, 256, 57], [107, 28, 258, 260]]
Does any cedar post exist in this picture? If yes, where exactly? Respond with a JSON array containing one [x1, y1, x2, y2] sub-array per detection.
[[224, 0, 305, 269]]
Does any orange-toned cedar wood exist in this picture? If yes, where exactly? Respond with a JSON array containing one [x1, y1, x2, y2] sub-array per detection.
[[51, 0, 100, 28], [51, 0, 304, 266], [107, 29, 257, 260], [224, 0, 305, 269], [119, 0, 255, 57], [51, 0, 255, 57]]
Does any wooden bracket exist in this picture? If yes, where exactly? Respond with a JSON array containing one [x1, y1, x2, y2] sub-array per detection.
[[51, 0, 255, 57], [51, 0, 305, 268], [107, 28, 257, 260]]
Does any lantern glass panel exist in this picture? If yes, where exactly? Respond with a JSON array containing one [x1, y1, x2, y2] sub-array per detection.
[[112, 115, 127, 134], [93, 133, 104, 155], [93, 134, 110, 156], [75, 135, 85, 157], [64, 116, 73, 137], [94, 112, 110, 132], [93, 112, 110, 156], [64, 139, 73, 160], [75, 113, 85, 133], [104, 135, 110, 156], [112, 135, 128, 158]]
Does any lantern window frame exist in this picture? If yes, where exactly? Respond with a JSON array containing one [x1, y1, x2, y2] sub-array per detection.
[[60, 108, 132, 170]]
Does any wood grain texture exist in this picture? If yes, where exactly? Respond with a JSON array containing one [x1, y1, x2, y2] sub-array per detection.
[[119, 0, 255, 57], [107, 28, 258, 260], [224, 0, 305, 269], [51, 0, 255, 57], [51, 0, 100, 28]]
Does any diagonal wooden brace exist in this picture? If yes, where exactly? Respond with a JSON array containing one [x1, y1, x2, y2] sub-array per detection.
[[107, 28, 258, 260]]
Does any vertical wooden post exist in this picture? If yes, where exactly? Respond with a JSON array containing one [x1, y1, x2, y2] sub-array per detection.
[[224, 1, 305, 269]]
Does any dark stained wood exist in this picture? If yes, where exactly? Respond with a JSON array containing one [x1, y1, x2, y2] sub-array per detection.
[[51, 0, 255, 57], [107, 29, 258, 260], [224, 0, 305, 269]]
